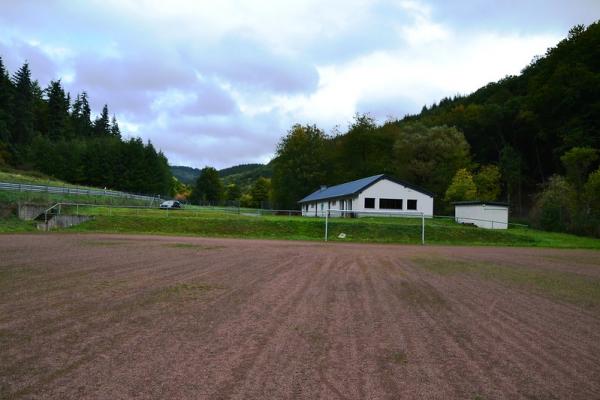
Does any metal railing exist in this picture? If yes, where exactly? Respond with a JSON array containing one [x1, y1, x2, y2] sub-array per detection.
[[0, 181, 161, 203]]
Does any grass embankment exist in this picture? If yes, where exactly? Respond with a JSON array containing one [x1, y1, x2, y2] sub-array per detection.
[[64, 207, 600, 249], [0, 169, 157, 206], [0, 217, 37, 233]]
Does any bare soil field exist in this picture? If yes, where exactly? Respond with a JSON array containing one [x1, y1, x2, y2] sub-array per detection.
[[1, 234, 600, 399]]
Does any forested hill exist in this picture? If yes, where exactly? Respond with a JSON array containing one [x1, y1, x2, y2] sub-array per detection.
[[171, 163, 272, 191], [403, 22, 600, 191], [271, 22, 600, 221], [0, 59, 173, 196], [170, 165, 201, 185]]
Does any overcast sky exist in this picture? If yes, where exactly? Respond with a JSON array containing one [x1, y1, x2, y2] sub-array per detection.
[[1, 1, 598, 169]]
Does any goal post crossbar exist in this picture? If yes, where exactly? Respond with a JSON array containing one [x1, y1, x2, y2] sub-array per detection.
[[324, 209, 425, 245]]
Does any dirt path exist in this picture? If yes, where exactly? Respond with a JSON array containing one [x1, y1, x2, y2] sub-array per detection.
[[1, 234, 599, 399]]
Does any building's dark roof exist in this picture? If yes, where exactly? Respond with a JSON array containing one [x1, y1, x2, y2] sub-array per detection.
[[298, 174, 433, 203], [453, 201, 509, 207]]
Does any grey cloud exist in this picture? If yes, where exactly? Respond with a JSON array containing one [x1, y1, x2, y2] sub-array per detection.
[[148, 118, 280, 169], [73, 53, 196, 92], [0, 40, 58, 86], [356, 95, 423, 122], [430, 0, 600, 34], [181, 80, 238, 116], [194, 35, 319, 94]]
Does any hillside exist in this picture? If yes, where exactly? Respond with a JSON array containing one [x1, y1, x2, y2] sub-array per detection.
[[170, 165, 201, 185], [0, 59, 173, 196], [271, 22, 600, 214], [171, 163, 273, 190], [402, 22, 600, 199]]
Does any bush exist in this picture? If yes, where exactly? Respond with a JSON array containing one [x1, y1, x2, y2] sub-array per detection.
[[530, 176, 575, 233]]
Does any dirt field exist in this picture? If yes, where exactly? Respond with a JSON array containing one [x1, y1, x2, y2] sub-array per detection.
[[1, 234, 600, 399]]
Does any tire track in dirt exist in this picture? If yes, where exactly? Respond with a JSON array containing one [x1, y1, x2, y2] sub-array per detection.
[[381, 255, 508, 399], [402, 257, 600, 398], [2, 234, 600, 399]]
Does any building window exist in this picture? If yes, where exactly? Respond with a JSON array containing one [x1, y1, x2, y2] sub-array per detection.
[[379, 198, 403, 209], [332, 200, 337, 206], [364, 198, 375, 209], [407, 199, 417, 210]]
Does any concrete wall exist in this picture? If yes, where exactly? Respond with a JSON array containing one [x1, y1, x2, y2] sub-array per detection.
[[18, 203, 49, 220], [37, 215, 92, 231], [455, 204, 508, 229]]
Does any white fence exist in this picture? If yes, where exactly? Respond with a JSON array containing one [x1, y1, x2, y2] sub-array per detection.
[[0, 181, 161, 203]]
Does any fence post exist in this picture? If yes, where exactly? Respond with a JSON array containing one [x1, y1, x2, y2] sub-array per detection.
[[421, 213, 425, 245], [325, 210, 328, 242]]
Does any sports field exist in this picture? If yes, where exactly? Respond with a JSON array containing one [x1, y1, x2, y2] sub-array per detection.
[[1, 233, 599, 399]]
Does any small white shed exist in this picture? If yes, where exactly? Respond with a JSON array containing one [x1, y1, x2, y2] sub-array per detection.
[[453, 201, 509, 229]]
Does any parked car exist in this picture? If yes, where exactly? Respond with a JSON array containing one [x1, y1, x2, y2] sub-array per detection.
[[159, 200, 182, 209]]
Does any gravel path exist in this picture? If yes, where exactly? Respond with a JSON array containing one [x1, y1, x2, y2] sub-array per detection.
[[1, 234, 599, 399]]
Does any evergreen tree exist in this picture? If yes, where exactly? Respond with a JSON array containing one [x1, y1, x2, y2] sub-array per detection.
[[46, 80, 71, 140], [31, 80, 47, 138], [0, 57, 14, 156], [71, 92, 92, 137], [11, 62, 35, 150], [190, 167, 223, 203], [110, 115, 121, 138], [250, 177, 271, 208], [93, 104, 110, 136]]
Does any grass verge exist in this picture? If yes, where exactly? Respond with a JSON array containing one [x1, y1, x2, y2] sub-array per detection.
[[62, 208, 600, 249], [0, 217, 37, 233]]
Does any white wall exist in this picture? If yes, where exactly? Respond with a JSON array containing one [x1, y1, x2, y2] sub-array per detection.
[[356, 179, 433, 216], [301, 197, 355, 217], [301, 178, 433, 217], [455, 204, 508, 229]]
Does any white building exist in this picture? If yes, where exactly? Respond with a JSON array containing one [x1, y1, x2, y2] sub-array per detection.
[[454, 201, 509, 229], [298, 174, 434, 217]]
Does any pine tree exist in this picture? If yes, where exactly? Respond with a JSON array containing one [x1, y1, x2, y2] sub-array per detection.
[[72, 92, 92, 137], [46, 80, 71, 140], [93, 104, 110, 136], [0, 57, 14, 151], [11, 62, 35, 149], [110, 115, 121, 138]]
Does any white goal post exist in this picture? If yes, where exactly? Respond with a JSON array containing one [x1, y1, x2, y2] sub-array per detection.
[[324, 209, 425, 244]]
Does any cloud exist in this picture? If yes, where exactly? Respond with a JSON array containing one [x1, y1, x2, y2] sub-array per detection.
[[0, 0, 592, 169]]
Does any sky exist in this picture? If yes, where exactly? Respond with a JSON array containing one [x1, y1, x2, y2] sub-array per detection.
[[1, 1, 598, 169]]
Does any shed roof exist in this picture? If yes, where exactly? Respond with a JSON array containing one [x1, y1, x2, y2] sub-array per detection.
[[298, 174, 433, 203], [453, 201, 509, 207]]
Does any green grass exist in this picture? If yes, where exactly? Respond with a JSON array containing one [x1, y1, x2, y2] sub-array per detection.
[[61, 206, 600, 249], [0, 168, 157, 207], [389, 350, 408, 365], [0, 217, 37, 233], [412, 257, 600, 308], [0, 169, 76, 187]]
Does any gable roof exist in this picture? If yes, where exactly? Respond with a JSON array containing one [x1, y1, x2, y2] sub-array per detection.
[[298, 174, 433, 203]]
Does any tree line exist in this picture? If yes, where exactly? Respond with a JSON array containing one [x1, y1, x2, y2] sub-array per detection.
[[269, 23, 600, 236], [0, 59, 173, 196]]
